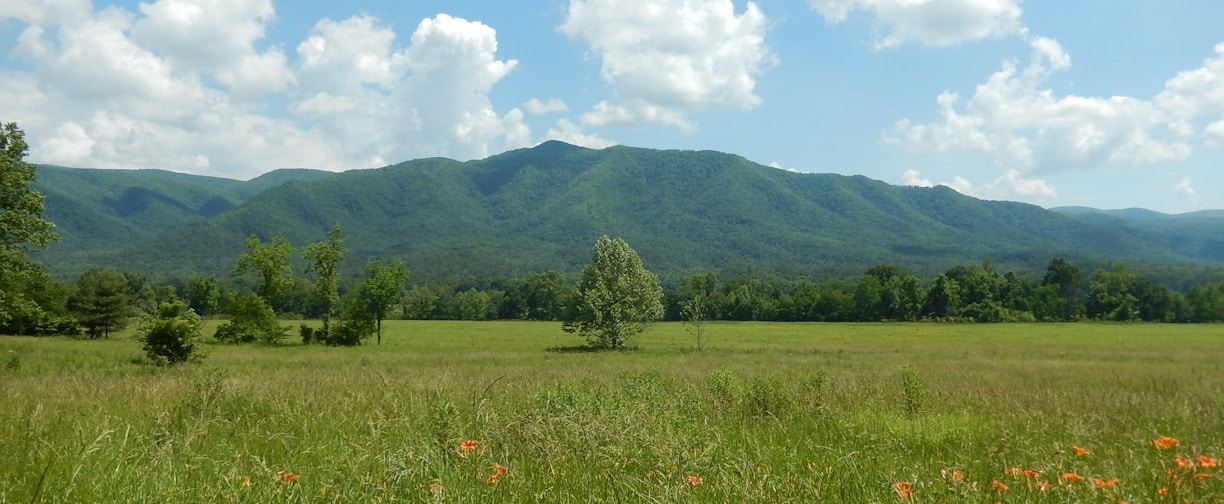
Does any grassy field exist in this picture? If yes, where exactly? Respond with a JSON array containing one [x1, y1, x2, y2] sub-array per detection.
[[1, 321, 1222, 503]]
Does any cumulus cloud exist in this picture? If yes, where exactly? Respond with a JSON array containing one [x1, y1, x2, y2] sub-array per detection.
[[543, 118, 617, 149], [808, 0, 1024, 49], [560, 0, 774, 128], [893, 36, 1191, 175], [1174, 177, 1199, 204], [0, 3, 529, 178], [900, 168, 1054, 200], [523, 98, 568, 115]]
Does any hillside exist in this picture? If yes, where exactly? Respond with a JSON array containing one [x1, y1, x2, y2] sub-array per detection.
[[30, 142, 1224, 282]]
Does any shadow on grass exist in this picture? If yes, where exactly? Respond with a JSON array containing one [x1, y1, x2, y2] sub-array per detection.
[[544, 345, 640, 354]]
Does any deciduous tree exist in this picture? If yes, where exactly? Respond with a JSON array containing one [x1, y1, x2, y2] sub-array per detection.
[[304, 224, 345, 337], [355, 258, 409, 344], [563, 236, 663, 350], [233, 233, 295, 309]]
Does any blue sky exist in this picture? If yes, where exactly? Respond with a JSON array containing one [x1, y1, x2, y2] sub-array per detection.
[[2, 1, 1222, 213]]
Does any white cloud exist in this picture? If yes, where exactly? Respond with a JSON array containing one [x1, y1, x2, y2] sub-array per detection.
[[1, 4, 529, 178], [544, 118, 617, 149], [560, 0, 774, 128], [809, 0, 1024, 49], [893, 36, 1191, 175], [1156, 43, 1224, 119], [523, 98, 568, 115], [1206, 119, 1224, 149], [899, 168, 1054, 200], [901, 169, 933, 187], [1174, 177, 1199, 204]]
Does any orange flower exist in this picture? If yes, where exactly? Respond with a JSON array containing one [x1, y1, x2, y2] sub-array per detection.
[[492, 464, 507, 476], [485, 474, 499, 484], [429, 482, 445, 492], [687, 475, 704, 487], [891, 481, 913, 499], [941, 469, 964, 481], [992, 480, 1009, 492], [1072, 445, 1091, 457], [1157, 486, 1168, 495], [1003, 467, 1023, 476], [1196, 454, 1219, 468], [459, 439, 478, 452], [1195, 473, 1212, 481], [1061, 472, 1084, 483], [1035, 480, 1051, 492], [1152, 436, 1180, 450], [279, 471, 298, 483], [1023, 469, 1042, 479], [1092, 477, 1119, 489], [1175, 455, 1194, 469]]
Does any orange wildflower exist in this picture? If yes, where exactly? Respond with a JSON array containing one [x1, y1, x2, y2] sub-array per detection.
[[1035, 480, 1051, 492], [1157, 486, 1168, 495], [1023, 469, 1042, 479], [992, 480, 1009, 492], [492, 464, 507, 476], [1072, 445, 1091, 457], [429, 482, 445, 492], [1195, 473, 1212, 481], [1197, 454, 1219, 468], [459, 439, 478, 452], [1152, 436, 1180, 450], [1061, 472, 1084, 483], [941, 469, 965, 481], [1003, 467, 1023, 476], [1175, 455, 1194, 469], [1092, 478, 1119, 489], [279, 471, 298, 483], [687, 475, 704, 487], [891, 481, 913, 499], [485, 474, 499, 484]]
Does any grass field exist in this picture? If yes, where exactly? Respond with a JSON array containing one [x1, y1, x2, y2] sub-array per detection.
[[2, 321, 1222, 503]]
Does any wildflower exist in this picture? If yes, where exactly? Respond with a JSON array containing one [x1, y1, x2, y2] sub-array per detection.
[[429, 482, 445, 492], [1092, 478, 1119, 489], [493, 464, 508, 476], [1035, 480, 1051, 492], [485, 474, 499, 484], [1072, 445, 1091, 457], [891, 481, 913, 499], [1195, 473, 1212, 481], [1175, 455, 1194, 469], [992, 480, 1009, 492], [941, 469, 965, 481], [459, 439, 478, 452], [279, 471, 298, 483], [687, 475, 704, 487], [1023, 469, 1042, 479], [1196, 454, 1219, 468], [1061, 472, 1084, 483], [1157, 486, 1168, 495], [1152, 436, 1180, 450]]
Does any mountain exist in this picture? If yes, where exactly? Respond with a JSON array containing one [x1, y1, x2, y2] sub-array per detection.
[[30, 142, 1224, 283]]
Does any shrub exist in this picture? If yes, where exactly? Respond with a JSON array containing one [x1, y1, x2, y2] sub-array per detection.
[[140, 301, 204, 366]]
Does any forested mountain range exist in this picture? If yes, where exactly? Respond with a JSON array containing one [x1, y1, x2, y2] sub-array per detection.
[[31, 141, 1224, 285]]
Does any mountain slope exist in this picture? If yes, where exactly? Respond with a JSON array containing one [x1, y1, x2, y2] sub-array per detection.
[[31, 143, 1224, 282]]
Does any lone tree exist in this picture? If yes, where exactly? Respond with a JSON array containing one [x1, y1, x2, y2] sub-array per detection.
[[355, 258, 409, 345], [71, 268, 130, 338], [563, 236, 663, 350]]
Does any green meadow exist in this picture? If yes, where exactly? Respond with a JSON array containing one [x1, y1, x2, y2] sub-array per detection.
[[2, 322, 1222, 503]]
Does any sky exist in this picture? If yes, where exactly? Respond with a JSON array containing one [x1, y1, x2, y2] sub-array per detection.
[[2, 1, 1222, 213]]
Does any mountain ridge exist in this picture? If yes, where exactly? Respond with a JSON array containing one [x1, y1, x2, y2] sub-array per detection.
[[31, 142, 1224, 283]]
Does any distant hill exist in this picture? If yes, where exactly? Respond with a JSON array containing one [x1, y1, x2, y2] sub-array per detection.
[[30, 143, 1224, 284]]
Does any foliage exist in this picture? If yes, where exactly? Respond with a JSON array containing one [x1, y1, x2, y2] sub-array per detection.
[[182, 275, 221, 316], [353, 258, 409, 344], [0, 122, 68, 335], [233, 233, 295, 309], [213, 292, 288, 345], [304, 224, 345, 335], [500, 270, 570, 320], [563, 236, 664, 349], [138, 301, 203, 366], [70, 268, 130, 338]]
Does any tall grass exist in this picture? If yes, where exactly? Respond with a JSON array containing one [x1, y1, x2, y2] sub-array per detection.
[[2, 321, 1222, 502]]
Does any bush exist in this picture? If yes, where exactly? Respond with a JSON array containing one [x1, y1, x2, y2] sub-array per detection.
[[213, 292, 287, 345], [140, 301, 204, 366]]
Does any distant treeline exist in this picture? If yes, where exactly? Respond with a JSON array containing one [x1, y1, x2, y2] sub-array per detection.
[[166, 257, 1224, 324]]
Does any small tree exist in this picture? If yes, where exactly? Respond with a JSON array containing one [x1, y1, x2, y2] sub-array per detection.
[[355, 258, 409, 345], [140, 301, 204, 366], [213, 292, 288, 345], [304, 224, 345, 339], [563, 236, 663, 350], [71, 268, 130, 338], [681, 294, 709, 351], [233, 233, 295, 309]]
